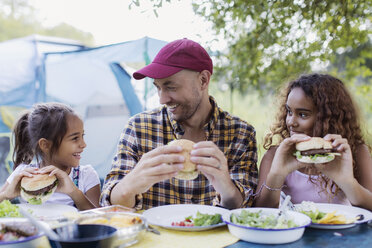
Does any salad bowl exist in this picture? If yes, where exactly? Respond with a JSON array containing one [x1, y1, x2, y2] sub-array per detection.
[[222, 208, 311, 244], [0, 218, 48, 248]]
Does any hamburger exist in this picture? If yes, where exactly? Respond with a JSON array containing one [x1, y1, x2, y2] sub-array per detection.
[[294, 137, 340, 164], [168, 139, 198, 180], [20, 174, 58, 205]]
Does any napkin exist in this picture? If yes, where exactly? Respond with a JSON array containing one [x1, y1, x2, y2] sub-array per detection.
[[130, 226, 238, 248]]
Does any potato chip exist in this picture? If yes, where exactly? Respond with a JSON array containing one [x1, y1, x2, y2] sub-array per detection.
[[318, 211, 337, 224], [317, 211, 355, 224]]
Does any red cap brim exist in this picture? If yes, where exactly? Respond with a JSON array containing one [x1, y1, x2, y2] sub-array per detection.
[[133, 63, 184, 80]]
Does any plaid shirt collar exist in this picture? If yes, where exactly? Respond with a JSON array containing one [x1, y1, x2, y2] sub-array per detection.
[[166, 96, 219, 140]]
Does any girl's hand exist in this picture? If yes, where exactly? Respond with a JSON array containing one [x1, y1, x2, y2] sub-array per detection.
[[270, 134, 311, 177], [2, 168, 38, 199], [314, 134, 354, 184], [39, 166, 77, 195]]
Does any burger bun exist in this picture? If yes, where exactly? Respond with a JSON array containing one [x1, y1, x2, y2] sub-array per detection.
[[294, 137, 339, 164], [295, 137, 332, 151], [168, 139, 198, 180], [20, 173, 58, 204]]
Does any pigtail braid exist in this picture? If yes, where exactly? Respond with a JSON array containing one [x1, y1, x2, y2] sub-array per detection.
[[12, 111, 34, 168]]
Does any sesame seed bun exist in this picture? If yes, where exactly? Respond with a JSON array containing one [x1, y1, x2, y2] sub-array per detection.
[[168, 139, 198, 180]]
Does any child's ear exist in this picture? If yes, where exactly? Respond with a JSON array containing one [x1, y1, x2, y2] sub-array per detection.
[[38, 138, 52, 153]]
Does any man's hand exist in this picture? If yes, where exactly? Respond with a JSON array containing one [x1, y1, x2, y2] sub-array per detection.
[[111, 144, 186, 207], [190, 141, 241, 208]]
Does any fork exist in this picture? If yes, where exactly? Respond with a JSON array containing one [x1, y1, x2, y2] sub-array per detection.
[[277, 195, 292, 220], [281, 192, 296, 211]]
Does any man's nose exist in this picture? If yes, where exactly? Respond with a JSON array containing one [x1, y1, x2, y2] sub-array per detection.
[[159, 90, 171, 105]]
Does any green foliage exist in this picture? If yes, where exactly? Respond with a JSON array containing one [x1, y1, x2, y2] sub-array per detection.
[[193, 0, 372, 93], [0, 0, 94, 45], [134, 0, 371, 94], [41, 23, 95, 46], [133, 0, 372, 149]]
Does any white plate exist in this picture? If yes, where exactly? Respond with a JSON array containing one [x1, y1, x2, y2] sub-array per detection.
[[142, 204, 228, 231], [294, 203, 372, 229], [17, 203, 78, 221]]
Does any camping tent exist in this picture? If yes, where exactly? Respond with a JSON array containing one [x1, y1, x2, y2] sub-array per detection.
[[0, 35, 166, 183], [0, 34, 86, 184]]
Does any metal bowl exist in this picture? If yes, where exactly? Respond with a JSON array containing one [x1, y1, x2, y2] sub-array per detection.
[[49, 224, 117, 248], [222, 208, 311, 244], [0, 218, 47, 248], [77, 212, 146, 247]]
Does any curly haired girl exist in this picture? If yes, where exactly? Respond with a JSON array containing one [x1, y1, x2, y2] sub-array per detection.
[[254, 73, 372, 211]]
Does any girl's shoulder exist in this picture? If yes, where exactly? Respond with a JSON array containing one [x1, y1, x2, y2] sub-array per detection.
[[356, 143, 371, 153], [259, 146, 279, 171], [77, 164, 99, 176], [263, 145, 279, 158], [14, 163, 39, 171], [355, 144, 372, 167]]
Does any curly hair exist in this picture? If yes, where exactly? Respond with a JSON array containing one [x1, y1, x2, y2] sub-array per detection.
[[264, 73, 367, 195]]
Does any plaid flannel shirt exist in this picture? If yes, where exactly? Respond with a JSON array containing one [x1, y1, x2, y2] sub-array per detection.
[[100, 96, 258, 209]]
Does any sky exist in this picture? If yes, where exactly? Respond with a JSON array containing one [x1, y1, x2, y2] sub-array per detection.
[[30, 0, 222, 49]]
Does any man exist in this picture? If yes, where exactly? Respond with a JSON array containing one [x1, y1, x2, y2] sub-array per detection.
[[100, 38, 258, 210]]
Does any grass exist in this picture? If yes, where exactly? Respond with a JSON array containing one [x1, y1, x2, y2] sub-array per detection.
[[210, 88, 275, 164]]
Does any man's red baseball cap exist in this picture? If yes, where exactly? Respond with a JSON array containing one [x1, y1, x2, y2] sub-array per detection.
[[133, 38, 213, 80]]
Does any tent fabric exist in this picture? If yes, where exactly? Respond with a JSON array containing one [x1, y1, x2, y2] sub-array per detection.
[[0, 35, 166, 181], [0, 35, 86, 132]]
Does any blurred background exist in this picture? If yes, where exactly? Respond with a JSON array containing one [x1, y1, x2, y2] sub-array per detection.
[[0, 0, 371, 183]]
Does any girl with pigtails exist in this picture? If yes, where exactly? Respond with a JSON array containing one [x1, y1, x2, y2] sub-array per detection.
[[0, 102, 100, 210]]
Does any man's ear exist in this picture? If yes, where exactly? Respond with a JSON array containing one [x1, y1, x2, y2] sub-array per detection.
[[38, 138, 52, 154], [199, 70, 211, 90]]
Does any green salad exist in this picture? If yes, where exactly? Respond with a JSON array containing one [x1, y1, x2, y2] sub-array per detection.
[[299, 209, 327, 223], [187, 211, 222, 226], [230, 210, 298, 229], [172, 211, 222, 227], [294, 151, 336, 161], [0, 200, 22, 217]]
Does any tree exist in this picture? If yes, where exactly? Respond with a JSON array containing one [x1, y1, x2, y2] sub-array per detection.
[[132, 0, 372, 93]]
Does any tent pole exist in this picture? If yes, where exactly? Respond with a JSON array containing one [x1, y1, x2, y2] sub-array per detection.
[[143, 37, 151, 111]]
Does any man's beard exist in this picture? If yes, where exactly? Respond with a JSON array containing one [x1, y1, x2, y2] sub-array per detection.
[[170, 99, 201, 122]]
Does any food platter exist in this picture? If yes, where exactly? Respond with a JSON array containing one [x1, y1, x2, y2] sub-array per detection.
[[78, 209, 146, 247], [142, 204, 228, 231], [294, 203, 372, 229], [0, 218, 47, 247], [79, 205, 135, 214], [17, 203, 77, 221]]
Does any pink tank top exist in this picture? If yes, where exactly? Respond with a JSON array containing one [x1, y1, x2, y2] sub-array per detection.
[[282, 170, 351, 205]]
